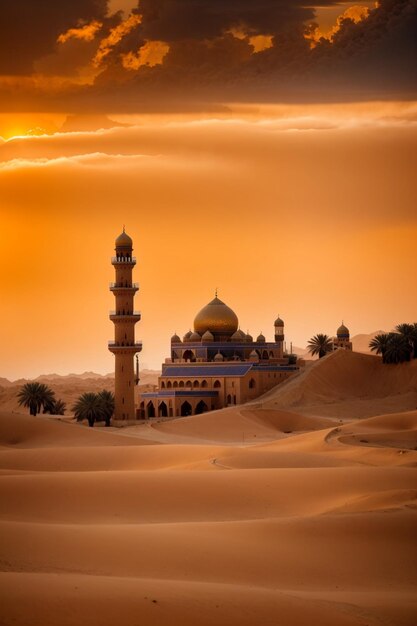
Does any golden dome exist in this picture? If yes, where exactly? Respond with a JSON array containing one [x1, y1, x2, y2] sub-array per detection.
[[115, 229, 133, 248], [171, 333, 181, 343], [213, 351, 224, 361], [337, 322, 349, 337], [194, 296, 238, 336], [257, 332, 266, 343], [189, 331, 201, 342], [274, 315, 284, 327]]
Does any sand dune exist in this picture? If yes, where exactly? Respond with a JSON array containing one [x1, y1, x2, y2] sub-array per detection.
[[260, 349, 417, 418], [0, 352, 416, 625]]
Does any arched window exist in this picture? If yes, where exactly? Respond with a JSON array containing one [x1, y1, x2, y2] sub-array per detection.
[[193, 380, 199, 388], [227, 394, 232, 405], [213, 380, 221, 388], [173, 381, 178, 388], [167, 381, 172, 388], [161, 381, 166, 388], [249, 378, 256, 389], [201, 380, 208, 388], [186, 380, 192, 387], [262, 350, 269, 360], [181, 401, 192, 416], [195, 400, 208, 414], [179, 381, 185, 388]]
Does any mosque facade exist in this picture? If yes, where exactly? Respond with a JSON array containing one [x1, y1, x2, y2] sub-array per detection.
[[137, 295, 299, 419], [331, 323, 353, 351]]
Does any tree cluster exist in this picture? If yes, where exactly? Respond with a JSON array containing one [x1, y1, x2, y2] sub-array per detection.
[[369, 323, 417, 364], [72, 390, 115, 428], [17, 382, 66, 416]]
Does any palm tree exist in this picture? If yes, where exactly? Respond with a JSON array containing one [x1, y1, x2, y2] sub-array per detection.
[[43, 400, 67, 415], [53, 399, 66, 415], [17, 382, 55, 416], [97, 390, 115, 427], [43, 398, 67, 415], [307, 334, 333, 358], [369, 333, 392, 364], [72, 392, 105, 428], [396, 323, 417, 361], [385, 333, 410, 364]]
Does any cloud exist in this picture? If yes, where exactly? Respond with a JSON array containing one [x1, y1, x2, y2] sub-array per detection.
[[57, 20, 103, 44], [93, 13, 142, 67], [121, 41, 170, 70], [0, 0, 108, 74], [0, 0, 415, 109]]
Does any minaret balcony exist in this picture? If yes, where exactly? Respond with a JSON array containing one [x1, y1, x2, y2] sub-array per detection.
[[108, 341, 143, 353], [109, 311, 141, 322], [109, 282, 139, 292], [111, 256, 136, 266]]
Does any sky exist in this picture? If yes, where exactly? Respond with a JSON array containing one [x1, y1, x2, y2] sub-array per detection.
[[0, 1, 416, 379]]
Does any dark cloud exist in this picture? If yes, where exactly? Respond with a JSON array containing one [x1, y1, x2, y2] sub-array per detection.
[[312, 0, 417, 93], [0, 0, 415, 109], [0, 0, 108, 73], [137, 0, 320, 40]]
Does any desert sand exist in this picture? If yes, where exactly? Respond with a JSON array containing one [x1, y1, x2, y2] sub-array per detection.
[[0, 350, 416, 626]]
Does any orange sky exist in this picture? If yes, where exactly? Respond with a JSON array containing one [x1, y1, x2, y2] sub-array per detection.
[[1, 101, 416, 379]]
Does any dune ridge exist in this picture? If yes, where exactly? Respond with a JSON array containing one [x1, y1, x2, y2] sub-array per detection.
[[0, 350, 416, 625]]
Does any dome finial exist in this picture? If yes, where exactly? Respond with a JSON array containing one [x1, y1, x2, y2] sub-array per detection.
[[215, 287, 218, 298]]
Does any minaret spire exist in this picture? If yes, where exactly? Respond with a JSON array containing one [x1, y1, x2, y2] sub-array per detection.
[[109, 230, 142, 421]]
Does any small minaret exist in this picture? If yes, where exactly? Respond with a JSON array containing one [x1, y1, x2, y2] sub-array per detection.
[[274, 314, 284, 358], [109, 229, 142, 421]]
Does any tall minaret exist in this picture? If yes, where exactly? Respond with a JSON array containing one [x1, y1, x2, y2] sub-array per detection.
[[109, 229, 142, 421], [274, 315, 284, 358]]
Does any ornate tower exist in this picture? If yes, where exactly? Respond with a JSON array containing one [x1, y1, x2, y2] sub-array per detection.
[[108, 229, 142, 421], [274, 315, 284, 358]]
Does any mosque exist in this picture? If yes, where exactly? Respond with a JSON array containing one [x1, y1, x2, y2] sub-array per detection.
[[137, 293, 299, 419], [107, 230, 355, 422], [331, 323, 353, 351]]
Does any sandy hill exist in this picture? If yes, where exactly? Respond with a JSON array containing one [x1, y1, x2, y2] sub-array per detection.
[[260, 349, 417, 418], [0, 370, 160, 414], [0, 352, 416, 626]]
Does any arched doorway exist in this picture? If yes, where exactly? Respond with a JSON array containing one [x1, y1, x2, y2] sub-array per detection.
[[181, 401, 192, 416], [262, 350, 269, 360], [195, 400, 208, 414], [158, 401, 168, 417], [227, 394, 232, 405], [249, 378, 256, 389], [146, 401, 155, 418], [139, 401, 145, 419], [183, 350, 195, 362]]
